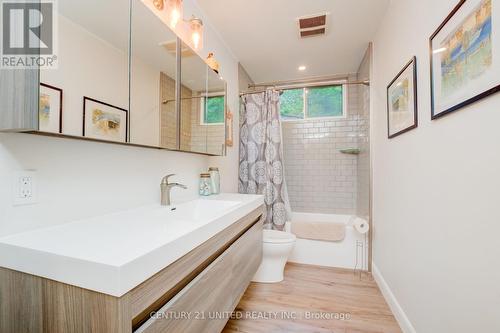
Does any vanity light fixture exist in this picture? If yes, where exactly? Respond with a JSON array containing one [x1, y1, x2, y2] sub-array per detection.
[[166, 0, 183, 28], [150, 0, 202, 51], [189, 17, 203, 50], [298, 65, 306, 71]]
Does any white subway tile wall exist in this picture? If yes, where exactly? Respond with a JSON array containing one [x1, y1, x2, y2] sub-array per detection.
[[282, 76, 365, 215]]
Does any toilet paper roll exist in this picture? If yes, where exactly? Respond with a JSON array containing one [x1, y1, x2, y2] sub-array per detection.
[[353, 218, 369, 234]]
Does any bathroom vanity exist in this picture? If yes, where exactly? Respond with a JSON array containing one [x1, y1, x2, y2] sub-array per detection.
[[0, 194, 264, 333]]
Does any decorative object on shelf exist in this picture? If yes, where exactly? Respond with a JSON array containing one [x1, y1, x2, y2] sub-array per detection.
[[209, 167, 220, 194], [199, 173, 212, 196], [339, 148, 360, 155], [83, 97, 128, 143], [165, 0, 183, 28], [206, 52, 219, 73], [39, 83, 63, 134], [189, 17, 203, 50], [152, 0, 164, 10], [430, 0, 498, 119], [387, 56, 418, 138], [225, 108, 233, 147]]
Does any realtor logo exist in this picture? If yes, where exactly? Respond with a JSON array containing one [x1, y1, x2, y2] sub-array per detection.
[[1, 0, 58, 68]]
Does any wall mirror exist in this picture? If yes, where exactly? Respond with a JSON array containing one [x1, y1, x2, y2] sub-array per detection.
[[1, 0, 227, 156], [205, 64, 227, 155], [130, 0, 178, 149], [179, 40, 226, 155], [39, 0, 131, 143]]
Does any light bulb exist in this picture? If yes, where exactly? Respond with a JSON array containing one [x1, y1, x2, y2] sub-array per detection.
[[189, 17, 203, 50], [170, 8, 180, 28], [192, 31, 200, 49], [166, 0, 183, 29]]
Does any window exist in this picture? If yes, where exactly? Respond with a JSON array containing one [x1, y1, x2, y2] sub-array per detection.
[[279, 84, 345, 120], [200, 95, 224, 125], [279, 88, 304, 120]]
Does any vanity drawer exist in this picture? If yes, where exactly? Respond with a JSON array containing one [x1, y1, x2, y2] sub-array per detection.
[[135, 220, 263, 333]]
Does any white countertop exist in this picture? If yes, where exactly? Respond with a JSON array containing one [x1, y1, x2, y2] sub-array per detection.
[[0, 193, 263, 297]]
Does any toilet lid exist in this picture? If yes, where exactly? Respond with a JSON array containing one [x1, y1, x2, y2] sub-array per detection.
[[263, 230, 296, 244]]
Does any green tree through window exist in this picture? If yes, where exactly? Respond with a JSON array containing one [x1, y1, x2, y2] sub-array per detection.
[[279, 85, 343, 120], [279, 88, 304, 120], [307, 86, 343, 118], [204, 96, 224, 124]]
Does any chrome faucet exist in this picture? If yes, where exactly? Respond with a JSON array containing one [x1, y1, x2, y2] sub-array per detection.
[[160, 174, 187, 206]]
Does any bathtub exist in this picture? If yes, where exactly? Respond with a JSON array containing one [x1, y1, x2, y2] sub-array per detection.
[[285, 212, 369, 270]]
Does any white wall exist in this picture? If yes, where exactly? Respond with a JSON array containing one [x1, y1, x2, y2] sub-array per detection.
[[41, 16, 130, 137], [0, 0, 240, 236], [371, 1, 500, 332], [41, 15, 161, 147], [0, 133, 207, 237]]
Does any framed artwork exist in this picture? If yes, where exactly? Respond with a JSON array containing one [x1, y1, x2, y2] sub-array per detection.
[[387, 57, 418, 138], [83, 97, 128, 142], [430, 0, 499, 119], [39, 83, 63, 133]]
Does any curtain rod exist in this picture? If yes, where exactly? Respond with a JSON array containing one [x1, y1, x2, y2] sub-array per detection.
[[247, 80, 369, 92], [239, 88, 283, 96], [240, 79, 369, 96], [248, 73, 370, 89]]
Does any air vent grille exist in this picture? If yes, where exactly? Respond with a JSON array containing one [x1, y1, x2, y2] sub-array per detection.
[[297, 13, 328, 38], [300, 28, 326, 38], [299, 15, 326, 29], [160, 40, 196, 57]]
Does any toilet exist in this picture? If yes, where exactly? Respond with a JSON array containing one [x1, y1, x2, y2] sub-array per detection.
[[252, 230, 296, 283]]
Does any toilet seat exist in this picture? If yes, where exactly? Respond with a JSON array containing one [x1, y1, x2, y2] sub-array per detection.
[[263, 230, 296, 244]]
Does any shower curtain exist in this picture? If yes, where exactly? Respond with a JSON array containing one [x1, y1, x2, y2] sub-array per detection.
[[239, 90, 292, 230]]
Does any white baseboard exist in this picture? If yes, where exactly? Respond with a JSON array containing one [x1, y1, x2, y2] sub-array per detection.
[[372, 263, 417, 333]]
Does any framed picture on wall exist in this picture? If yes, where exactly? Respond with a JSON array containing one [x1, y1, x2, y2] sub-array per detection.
[[387, 57, 418, 138], [430, 0, 499, 119], [83, 97, 128, 142], [39, 83, 63, 133]]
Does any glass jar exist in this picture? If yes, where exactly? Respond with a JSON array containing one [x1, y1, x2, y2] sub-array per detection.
[[199, 173, 211, 196], [208, 167, 220, 195]]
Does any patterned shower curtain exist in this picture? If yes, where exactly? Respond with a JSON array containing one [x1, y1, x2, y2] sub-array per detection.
[[239, 90, 292, 230]]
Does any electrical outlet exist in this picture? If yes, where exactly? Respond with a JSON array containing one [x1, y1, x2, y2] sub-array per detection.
[[13, 170, 37, 206]]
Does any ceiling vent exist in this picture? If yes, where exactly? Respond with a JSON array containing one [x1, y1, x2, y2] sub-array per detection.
[[297, 13, 328, 38], [160, 40, 196, 57]]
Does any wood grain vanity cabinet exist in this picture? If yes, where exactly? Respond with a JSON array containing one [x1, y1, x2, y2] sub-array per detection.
[[0, 207, 263, 333]]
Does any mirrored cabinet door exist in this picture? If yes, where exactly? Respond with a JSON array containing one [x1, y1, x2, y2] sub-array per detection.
[[205, 67, 227, 156], [179, 40, 208, 154], [39, 0, 130, 142], [130, 0, 178, 148]]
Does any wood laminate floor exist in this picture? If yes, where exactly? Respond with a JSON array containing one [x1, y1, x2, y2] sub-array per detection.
[[222, 263, 401, 333]]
